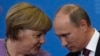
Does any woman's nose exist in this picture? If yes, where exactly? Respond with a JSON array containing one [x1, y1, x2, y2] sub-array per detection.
[[39, 36, 45, 44]]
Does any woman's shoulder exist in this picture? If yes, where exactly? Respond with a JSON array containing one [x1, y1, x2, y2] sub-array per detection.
[[0, 39, 6, 56], [0, 39, 5, 46]]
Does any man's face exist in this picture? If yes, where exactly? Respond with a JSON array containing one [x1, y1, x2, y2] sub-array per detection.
[[53, 13, 88, 52], [15, 29, 45, 55]]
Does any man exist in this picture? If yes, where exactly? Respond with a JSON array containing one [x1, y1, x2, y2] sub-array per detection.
[[53, 4, 100, 56]]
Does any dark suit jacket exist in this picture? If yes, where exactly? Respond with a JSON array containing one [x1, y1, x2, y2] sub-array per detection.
[[66, 36, 100, 56]]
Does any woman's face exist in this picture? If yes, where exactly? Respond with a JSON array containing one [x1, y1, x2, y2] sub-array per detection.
[[16, 29, 45, 55]]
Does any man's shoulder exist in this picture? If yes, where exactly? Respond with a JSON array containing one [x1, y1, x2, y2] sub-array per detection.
[[66, 52, 80, 56]]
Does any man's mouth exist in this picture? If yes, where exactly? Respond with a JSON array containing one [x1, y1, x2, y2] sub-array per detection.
[[67, 45, 75, 50]]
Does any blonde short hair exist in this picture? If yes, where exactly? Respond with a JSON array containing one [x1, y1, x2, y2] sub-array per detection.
[[6, 2, 52, 40]]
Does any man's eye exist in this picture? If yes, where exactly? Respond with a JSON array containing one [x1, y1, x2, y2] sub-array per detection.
[[60, 33, 70, 37]]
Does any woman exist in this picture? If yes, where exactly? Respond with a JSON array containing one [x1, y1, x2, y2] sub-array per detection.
[[0, 2, 51, 56]]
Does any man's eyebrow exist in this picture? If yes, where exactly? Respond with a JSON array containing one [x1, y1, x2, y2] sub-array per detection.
[[56, 32, 70, 37], [60, 33, 70, 36]]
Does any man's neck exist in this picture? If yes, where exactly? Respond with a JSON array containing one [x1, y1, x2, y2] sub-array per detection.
[[84, 27, 94, 48]]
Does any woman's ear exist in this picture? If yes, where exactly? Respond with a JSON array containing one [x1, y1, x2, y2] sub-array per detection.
[[17, 30, 24, 40]]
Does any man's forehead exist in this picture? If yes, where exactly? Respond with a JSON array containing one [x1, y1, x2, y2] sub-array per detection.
[[54, 13, 71, 24]]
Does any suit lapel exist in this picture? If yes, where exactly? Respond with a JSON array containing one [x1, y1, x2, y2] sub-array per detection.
[[66, 51, 80, 56], [95, 35, 100, 56]]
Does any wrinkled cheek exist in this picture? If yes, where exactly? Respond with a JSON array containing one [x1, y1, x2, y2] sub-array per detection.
[[20, 44, 33, 51], [30, 48, 40, 55]]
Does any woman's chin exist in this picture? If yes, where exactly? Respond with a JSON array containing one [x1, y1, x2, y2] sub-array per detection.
[[30, 49, 40, 55]]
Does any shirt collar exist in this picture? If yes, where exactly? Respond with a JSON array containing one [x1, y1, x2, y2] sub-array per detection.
[[86, 28, 99, 52]]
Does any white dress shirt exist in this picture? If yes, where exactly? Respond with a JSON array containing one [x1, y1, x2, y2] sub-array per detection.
[[80, 28, 100, 56]]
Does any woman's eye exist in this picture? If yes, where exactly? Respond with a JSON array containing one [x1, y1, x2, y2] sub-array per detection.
[[32, 32, 45, 38], [37, 33, 42, 37], [32, 34, 41, 38]]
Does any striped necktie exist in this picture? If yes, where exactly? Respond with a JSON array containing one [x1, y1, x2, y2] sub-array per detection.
[[83, 48, 90, 56]]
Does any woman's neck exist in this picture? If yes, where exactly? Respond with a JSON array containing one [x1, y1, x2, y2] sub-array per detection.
[[6, 39, 24, 56]]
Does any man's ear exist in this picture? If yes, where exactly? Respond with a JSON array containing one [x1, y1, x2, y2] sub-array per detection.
[[80, 19, 88, 32]]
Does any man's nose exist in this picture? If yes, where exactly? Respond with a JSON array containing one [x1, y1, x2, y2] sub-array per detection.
[[61, 38, 68, 47]]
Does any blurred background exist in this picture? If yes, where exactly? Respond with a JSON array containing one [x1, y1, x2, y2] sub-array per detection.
[[0, 0, 100, 56]]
